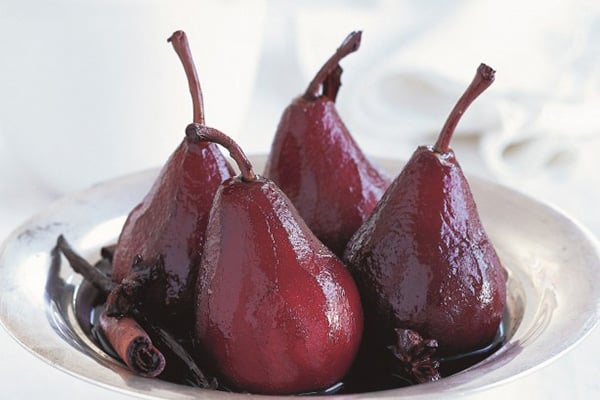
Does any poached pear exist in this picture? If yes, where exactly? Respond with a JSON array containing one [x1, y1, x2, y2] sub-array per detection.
[[111, 31, 233, 332], [344, 64, 506, 360], [264, 31, 391, 256], [187, 124, 364, 395]]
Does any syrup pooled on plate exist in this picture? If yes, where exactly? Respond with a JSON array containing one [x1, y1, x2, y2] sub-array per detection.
[[68, 243, 506, 395]]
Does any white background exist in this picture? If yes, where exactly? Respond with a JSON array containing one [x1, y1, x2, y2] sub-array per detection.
[[1, 0, 599, 398]]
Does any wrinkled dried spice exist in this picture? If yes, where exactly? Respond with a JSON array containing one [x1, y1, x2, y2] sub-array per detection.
[[389, 328, 441, 384], [56, 235, 217, 388]]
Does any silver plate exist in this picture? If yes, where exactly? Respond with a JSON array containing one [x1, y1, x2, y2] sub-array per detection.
[[1, 156, 600, 399]]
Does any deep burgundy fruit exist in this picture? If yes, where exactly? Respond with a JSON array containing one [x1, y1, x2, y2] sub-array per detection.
[[111, 31, 233, 333], [264, 31, 391, 257], [188, 124, 364, 395], [344, 64, 506, 362]]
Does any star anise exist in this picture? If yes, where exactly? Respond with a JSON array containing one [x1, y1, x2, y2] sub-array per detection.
[[388, 327, 441, 384]]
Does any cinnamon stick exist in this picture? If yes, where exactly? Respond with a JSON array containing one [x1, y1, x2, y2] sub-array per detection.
[[99, 311, 166, 377], [57, 235, 213, 385]]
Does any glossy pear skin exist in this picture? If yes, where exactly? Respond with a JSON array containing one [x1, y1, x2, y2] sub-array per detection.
[[195, 177, 363, 394], [265, 96, 391, 256], [344, 146, 506, 356], [112, 139, 233, 328]]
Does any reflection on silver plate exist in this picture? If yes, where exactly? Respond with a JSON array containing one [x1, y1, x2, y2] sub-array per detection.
[[1, 156, 600, 399]]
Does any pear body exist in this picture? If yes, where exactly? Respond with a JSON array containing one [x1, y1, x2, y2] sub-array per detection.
[[112, 139, 233, 330], [344, 146, 506, 357], [264, 96, 391, 256], [195, 177, 363, 394]]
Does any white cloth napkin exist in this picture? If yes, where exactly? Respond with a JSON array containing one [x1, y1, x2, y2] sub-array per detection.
[[290, 0, 600, 235]]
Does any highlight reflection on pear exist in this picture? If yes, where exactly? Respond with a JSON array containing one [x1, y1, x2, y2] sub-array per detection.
[[187, 124, 364, 395]]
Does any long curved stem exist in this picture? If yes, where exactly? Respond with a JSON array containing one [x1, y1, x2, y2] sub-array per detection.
[[168, 30, 205, 125], [186, 123, 256, 182], [433, 63, 495, 153], [303, 31, 362, 100]]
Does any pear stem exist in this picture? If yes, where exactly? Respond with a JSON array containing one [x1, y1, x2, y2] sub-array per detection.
[[433, 63, 495, 153], [168, 30, 205, 125], [185, 123, 256, 182], [323, 65, 343, 102], [303, 31, 362, 101]]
